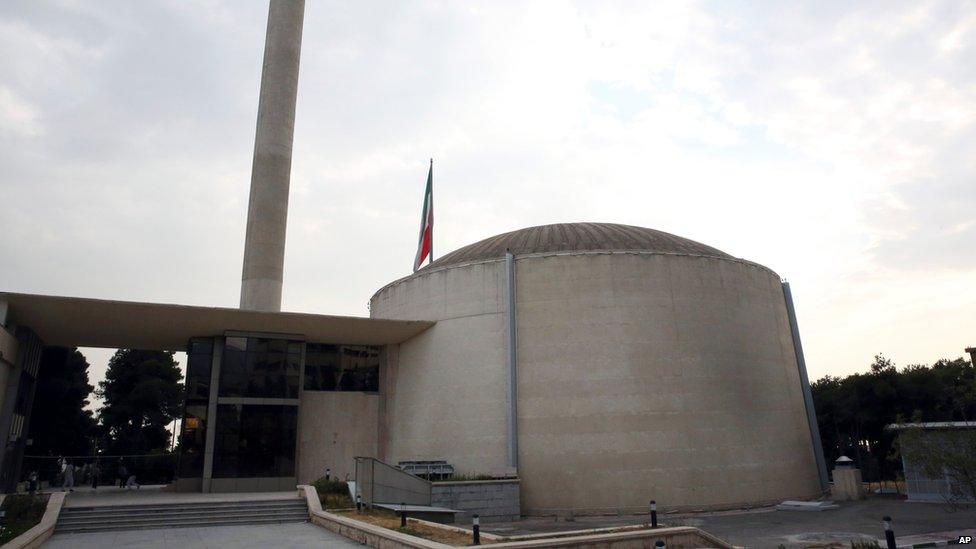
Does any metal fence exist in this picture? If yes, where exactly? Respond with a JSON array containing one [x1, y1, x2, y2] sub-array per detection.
[[354, 456, 431, 506], [20, 454, 177, 491]]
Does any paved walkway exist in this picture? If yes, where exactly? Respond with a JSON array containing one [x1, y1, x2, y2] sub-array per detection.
[[44, 522, 364, 548], [483, 497, 976, 548]]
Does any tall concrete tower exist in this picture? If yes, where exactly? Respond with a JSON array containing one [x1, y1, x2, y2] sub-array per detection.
[[240, 0, 305, 312]]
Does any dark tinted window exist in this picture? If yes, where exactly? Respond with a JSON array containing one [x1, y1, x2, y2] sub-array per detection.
[[219, 337, 301, 399], [212, 404, 297, 478], [304, 344, 379, 392]]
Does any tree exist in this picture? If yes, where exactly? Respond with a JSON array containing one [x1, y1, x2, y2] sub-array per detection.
[[27, 347, 96, 456], [97, 349, 183, 456], [811, 353, 976, 483]]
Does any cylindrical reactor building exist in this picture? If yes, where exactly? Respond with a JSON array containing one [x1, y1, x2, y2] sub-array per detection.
[[371, 222, 821, 513]]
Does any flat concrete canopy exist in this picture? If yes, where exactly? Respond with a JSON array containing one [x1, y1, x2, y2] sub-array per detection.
[[0, 292, 433, 351]]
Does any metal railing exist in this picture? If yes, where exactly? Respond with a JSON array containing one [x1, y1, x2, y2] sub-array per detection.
[[354, 456, 431, 506]]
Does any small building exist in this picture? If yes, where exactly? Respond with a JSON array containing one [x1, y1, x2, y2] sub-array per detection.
[[888, 422, 976, 503]]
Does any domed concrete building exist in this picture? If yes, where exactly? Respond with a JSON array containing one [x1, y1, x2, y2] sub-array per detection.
[[371, 222, 823, 513]]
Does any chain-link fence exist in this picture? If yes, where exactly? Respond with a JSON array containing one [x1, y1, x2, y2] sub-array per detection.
[[20, 454, 177, 491]]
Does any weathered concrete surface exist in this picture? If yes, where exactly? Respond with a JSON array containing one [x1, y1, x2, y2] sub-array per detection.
[[297, 390, 379, 484], [240, 0, 305, 312], [431, 479, 520, 522], [372, 249, 820, 513], [375, 261, 510, 475], [43, 521, 362, 549]]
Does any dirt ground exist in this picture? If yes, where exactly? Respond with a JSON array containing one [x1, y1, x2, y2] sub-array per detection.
[[336, 508, 495, 546]]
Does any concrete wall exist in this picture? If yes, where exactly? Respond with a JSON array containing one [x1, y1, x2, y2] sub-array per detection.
[[298, 390, 379, 484], [373, 261, 509, 474], [431, 480, 520, 522], [371, 251, 821, 512]]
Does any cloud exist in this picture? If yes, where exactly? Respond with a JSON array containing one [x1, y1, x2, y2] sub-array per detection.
[[0, 0, 973, 385]]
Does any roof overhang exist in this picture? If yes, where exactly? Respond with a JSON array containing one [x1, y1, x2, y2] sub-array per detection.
[[0, 292, 433, 351]]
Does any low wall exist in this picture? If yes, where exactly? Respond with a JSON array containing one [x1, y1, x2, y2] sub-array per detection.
[[5, 491, 66, 549], [299, 485, 733, 549], [431, 479, 520, 523]]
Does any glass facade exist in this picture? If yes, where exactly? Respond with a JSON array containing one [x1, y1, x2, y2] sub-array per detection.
[[176, 334, 384, 488], [212, 404, 298, 478], [178, 338, 213, 478], [304, 344, 380, 392], [218, 336, 301, 399]]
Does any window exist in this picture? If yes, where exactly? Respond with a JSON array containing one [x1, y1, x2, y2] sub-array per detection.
[[304, 344, 379, 392], [212, 404, 297, 478], [178, 338, 214, 478], [219, 337, 301, 399]]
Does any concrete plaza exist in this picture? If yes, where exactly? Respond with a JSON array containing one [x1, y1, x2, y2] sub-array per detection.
[[43, 522, 363, 548], [482, 497, 976, 548]]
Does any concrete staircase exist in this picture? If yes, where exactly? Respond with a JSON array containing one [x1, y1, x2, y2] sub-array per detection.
[[55, 498, 308, 534]]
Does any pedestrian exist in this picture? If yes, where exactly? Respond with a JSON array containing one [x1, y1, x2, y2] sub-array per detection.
[[126, 473, 139, 490], [27, 470, 38, 495], [117, 461, 128, 488], [91, 461, 99, 489], [325, 467, 331, 481], [63, 461, 75, 492]]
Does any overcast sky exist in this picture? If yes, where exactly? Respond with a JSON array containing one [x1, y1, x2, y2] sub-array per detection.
[[1, 1, 974, 395]]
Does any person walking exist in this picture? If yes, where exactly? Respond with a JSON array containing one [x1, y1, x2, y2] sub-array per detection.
[[27, 470, 38, 495], [117, 461, 128, 488], [63, 461, 74, 492]]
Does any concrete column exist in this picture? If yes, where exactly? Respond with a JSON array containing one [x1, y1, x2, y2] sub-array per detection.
[[782, 281, 829, 493], [240, 0, 306, 312], [201, 339, 223, 493], [505, 252, 519, 471]]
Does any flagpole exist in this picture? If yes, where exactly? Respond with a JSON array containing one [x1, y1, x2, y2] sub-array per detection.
[[429, 158, 434, 263]]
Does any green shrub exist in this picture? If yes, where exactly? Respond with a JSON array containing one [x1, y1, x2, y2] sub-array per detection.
[[434, 472, 514, 482], [851, 540, 881, 549], [311, 476, 353, 509], [312, 476, 349, 496], [0, 494, 48, 544]]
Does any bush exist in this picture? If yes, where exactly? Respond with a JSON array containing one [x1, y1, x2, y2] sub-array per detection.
[[312, 477, 349, 496], [311, 476, 353, 509], [851, 541, 881, 549], [0, 494, 49, 544]]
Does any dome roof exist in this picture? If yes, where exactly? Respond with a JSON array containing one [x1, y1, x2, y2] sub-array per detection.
[[424, 222, 733, 270]]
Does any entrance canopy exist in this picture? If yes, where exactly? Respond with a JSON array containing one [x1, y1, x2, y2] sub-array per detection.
[[0, 292, 433, 351]]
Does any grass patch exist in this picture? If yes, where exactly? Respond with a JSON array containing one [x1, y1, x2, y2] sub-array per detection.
[[311, 477, 353, 509], [337, 508, 493, 546], [0, 494, 48, 545]]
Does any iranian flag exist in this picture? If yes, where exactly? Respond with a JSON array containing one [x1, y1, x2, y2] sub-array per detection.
[[413, 159, 434, 272]]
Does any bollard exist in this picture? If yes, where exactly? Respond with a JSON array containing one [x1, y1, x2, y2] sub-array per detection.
[[473, 513, 481, 545], [400, 502, 407, 528], [356, 493, 362, 512], [655, 541, 665, 549], [650, 500, 658, 528], [883, 516, 896, 549]]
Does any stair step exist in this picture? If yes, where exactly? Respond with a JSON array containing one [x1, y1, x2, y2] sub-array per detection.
[[62, 499, 304, 514], [55, 498, 309, 533], [55, 515, 308, 534], [61, 503, 304, 517], [57, 510, 309, 525]]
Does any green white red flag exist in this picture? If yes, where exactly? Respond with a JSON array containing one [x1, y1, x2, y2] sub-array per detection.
[[413, 159, 434, 272]]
